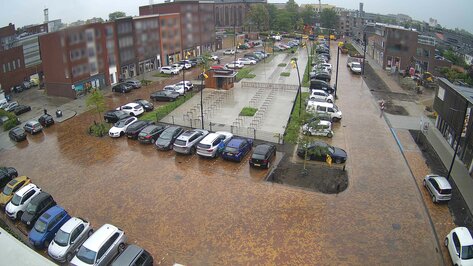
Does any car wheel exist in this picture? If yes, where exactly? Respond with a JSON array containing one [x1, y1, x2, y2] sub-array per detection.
[[161, 71, 165, 74], [66, 252, 73, 262], [88, 229, 94, 237], [444, 237, 448, 247], [105, 118, 109, 123], [327, 99, 333, 103], [130, 113, 134, 116], [335, 158, 342, 164], [120, 132, 124, 137], [432, 196, 436, 203], [151, 138, 155, 144], [16, 211, 23, 220], [118, 243, 126, 253], [191, 146, 196, 154], [44, 240, 50, 249], [327, 133, 333, 138], [422, 180, 426, 187]]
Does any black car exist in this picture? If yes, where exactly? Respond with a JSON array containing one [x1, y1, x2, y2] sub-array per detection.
[[310, 71, 331, 82], [125, 120, 155, 139], [12, 105, 31, 115], [9, 127, 26, 142], [150, 91, 180, 102], [104, 110, 131, 123], [309, 79, 334, 94], [38, 114, 54, 127], [12, 85, 24, 93], [155, 126, 184, 150], [138, 124, 168, 144], [21, 191, 56, 227], [189, 57, 203, 66], [112, 83, 133, 93], [297, 141, 347, 164], [249, 143, 277, 169], [111, 244, 153, 266], [0, 167, 18, 189], [134, 99, 154, 112]]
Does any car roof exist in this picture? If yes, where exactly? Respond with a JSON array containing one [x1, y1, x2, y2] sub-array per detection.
[[59, 217, 85, 233], [16, 183, 37, 195], [39, 206, 66, 223], [453, 227, 473, 245], [123, 102, 140, 107], [30, 191, 51, 203], [254, 143, 273, 153], [7, 176, 29, 187], [83, 224, 121, 251], [427, 175, 452, 189], [26, 120, 40, 125], [111, 245, 144, 265], [200, 132, 221, 144], [227, 138, 246, 147]]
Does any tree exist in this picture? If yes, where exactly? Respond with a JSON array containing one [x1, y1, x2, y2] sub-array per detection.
[[244, 4, 269, 32], [109, 11, 126, 21], [86, 89, 106, 122], [275, 10, 292, 32], [320, 8, 339, 30], [285, 0, 299, 30], [266, 4, 278, 32], [300, 5, 316, 26]]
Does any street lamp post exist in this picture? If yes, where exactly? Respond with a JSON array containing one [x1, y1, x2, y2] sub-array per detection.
[[200, 72, 205, 129], [362, 32, 367, 76], [334, 45, 340, 100], [291, 58, 302, 116], [446, 106, 468, 180]]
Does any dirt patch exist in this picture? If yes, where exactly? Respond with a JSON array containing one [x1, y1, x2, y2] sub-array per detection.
[[409, 130, 473, 229], [269, 144, 348, 194]]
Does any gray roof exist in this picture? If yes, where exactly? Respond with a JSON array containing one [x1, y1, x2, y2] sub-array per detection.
[[439, 77, 473, 105]]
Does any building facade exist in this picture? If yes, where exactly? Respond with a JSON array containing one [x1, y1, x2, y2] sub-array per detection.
[[433, 78, 473, 175], [213, 0, 266, 31]]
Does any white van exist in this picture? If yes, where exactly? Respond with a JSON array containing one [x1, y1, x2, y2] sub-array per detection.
[[306, 102, 342, 122]]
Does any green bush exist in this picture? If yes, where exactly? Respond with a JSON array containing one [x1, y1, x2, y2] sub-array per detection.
[[278, 63, 287, 67], [239, 107, 258, 116], [280, 72, 290, 77], [141, 92, 195, 122], [153, 73, 173, 78], [141, 79, 152, 86], [0, 109, 19, 131], [88, 122, 109, 137], [236, 68, 256, 81]]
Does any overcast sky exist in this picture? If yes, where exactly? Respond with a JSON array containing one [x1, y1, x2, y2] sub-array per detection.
[[0, 0, 471, 33]]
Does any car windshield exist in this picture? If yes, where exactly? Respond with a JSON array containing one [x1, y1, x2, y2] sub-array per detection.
[[54, 229, 70, 247], [114, 120, 127, 127], [76, 246, 97, 264], [13, 128, 24, 134], [225, 147, 238, 153], [34, 219, 47, 233], [160, 130, 174, 140], [2, 185, 14, 196], [462, 245, 473, 260], [252, 153, 265, 160], [10, 194, 21, 206], [26, 202, 37, 213], [174, 139, 186, 146]]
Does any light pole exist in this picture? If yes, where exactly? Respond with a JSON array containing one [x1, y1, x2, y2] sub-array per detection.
[[200, 72, 205, 129], [446, 106, 468, 180], [334, 44, 340, 100], [362, 32, 367, 76], [291, 58, 302, 116]]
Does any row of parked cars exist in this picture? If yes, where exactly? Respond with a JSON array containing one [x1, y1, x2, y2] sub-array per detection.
[[223, 50, 270, 70], [111, 79, 142, 93], [8, 113, 55, 142], [273, 39, 301, 51], [159, 58, 202, 75], [0, 167, 153, 265], [0, 100, 32, 116]]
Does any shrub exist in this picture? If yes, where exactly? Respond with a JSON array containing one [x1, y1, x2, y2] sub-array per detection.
[[153, 73, 173, 78], [278, 63, 287, 67], [88, 122, 109, 137], [239, 107, 258, 116], [236, 68, 256, 81], [280, 72, 290, 77], [141, 92, 195, 121], [0, 109, 19, 131], [141, 79, 152, 86]]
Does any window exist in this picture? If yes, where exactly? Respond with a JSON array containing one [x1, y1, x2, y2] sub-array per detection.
[[453, 233, 461, 253], [429, 179, 440, 192], [2, 64, 6, 73], [71, 224, 85, 242]]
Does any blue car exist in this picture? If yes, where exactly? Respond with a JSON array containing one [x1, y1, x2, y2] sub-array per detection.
[[29, 205, 71, 249], [221, 138, 253, 162]]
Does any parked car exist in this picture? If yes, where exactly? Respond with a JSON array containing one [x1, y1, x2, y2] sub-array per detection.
[[125, 120, 154, 139], [150, 90, 180, 102], [176, 61, 192, 70], [9, 127, 27, 142], [155, 126, 184, 150], [297, 141, 347, 164], [163, 85, 185, 96], [0, 167, 18, 187], [12, 104, 32, 116], [38, 114, 55, 127], [310, 71, 331, 82], [223, 49, 236, 55], [103, 110, 131, 124], [210, 65, 226, 70], [125, 79, 142, 89], [171, 63, 184, 72], [71, 223, 127, 266], [11, 85, 24, 93], [138, 124, 168, 144], [302, 120, 334, 138], [159, 66, 179, 75], [189, 57, 202, 66], [350, 62, 362, 74], [225, 61, 244, 69], [111, 244, 154, 266], [237, 58, 256, 65], [29, 205, 71, 249], [5, 183, 41, 220], [23, 120, 43, 134], [21, 191, 56, 227], [109, 117, 138, 138], [112, 83, 133, 93], [0, 176, 30, 209], [423, 174, 452, 203], [310, 89, 334, 103], [4, 101, 19, 112], [134, 99, 154, 112], [175, 80, 194, 92], [116, 103, 144, 116], [445, 227, 473, 266], [173, 129, 209, 155], [48, 217, 94, 263], [309, 79, 334, 94], [210, 55, 219, 61], [221, 138, 253, 162], [196, 131, 233, 158], [249, 143, 277, 169], [306, 102, 342, 122]]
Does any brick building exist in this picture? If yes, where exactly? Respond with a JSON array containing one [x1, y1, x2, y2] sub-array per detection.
[[213, 0, 266, 31]]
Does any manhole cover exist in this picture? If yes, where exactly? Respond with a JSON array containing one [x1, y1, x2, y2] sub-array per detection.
[[392, 223, 401, 230]]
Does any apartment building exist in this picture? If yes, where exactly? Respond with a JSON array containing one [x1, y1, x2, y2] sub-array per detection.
[[213, 0, 266, 31]]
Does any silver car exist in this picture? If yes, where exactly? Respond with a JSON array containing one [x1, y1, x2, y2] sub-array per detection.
[[423, 174, 452, 203], [173, 129, 209, 154], [48, 217, 93, 263]]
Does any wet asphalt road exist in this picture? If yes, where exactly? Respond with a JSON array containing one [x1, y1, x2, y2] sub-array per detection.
[[0, 44, 443, 265]]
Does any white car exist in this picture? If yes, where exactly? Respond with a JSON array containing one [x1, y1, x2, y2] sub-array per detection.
[[310, 89, 334, 103], [196, 131, 233, 158], [4, 101, 19, 112], [302, 120, 334, 138], [423, 174, 452, 202], [159, 66, 179, 75], [5, 184, 41, 220], [320, 63, 333, 73], [171, 63, 184, 72], [225, 61, 244, 69], [175, 81, 194, 91], [164, 85, 185, 96], [350, 62, 362, 74], [223, 49, 236, 55], [116, 103, 144, 116], [445, 227, 473, 266], [237, 58, 256, 65], [48, 217, 94, 263], [211, 55, 219, 61], [108, 116, 138, 138]]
